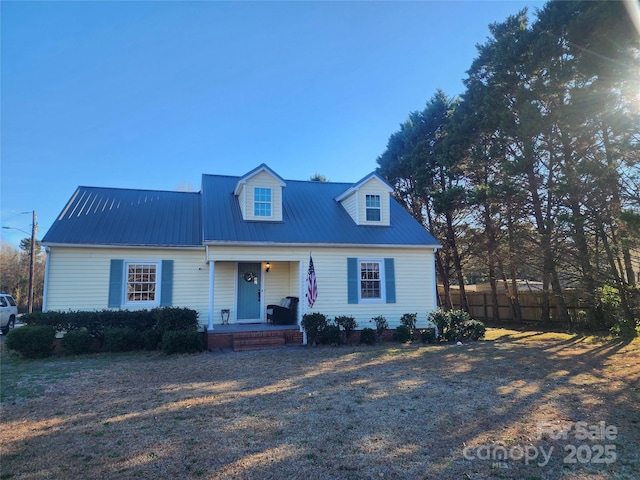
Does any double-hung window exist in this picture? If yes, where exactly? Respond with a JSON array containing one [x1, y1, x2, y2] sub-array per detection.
[[254, 187, 272, 217], [108, 259, 173, 308], [126, 262, 159, 305], [347, 257, 395, 304], [366, 194, 381, 221], [360, 261, 382, 299]]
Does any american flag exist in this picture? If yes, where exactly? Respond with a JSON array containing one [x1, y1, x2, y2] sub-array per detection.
[[307, 254, 318, 308]]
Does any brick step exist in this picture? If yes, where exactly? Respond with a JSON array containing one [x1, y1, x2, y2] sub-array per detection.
[[232, 335, 286, 352]]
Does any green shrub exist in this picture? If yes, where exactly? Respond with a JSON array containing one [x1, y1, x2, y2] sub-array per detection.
[[427, 309, 486, 342], [141, 330, 163, 350], [371, 315, 388, 340], [461, 319, 486, 340], [335, 315, 358, 343], [5, 326, 56, 359], [420, 328, 437, 344], [360, 327, 376, 345], [61, 330, 94, 355], [161, 331, 204, 354], [153, 307, 199, 334], [320, 325, 342, 345], [392, 325, 412, 343], [400, 313, 417, 330], [301, 312, 328, 346], [103, 328, 143, 352]]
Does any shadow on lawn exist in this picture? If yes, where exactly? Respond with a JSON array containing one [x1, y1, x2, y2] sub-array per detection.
[[1, 334, 638, 480]]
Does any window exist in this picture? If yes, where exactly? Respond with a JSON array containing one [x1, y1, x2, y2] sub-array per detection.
[[366, 194, 381, 221], [126, 262, 158, 304], [347, 257, 395, 304], [254, 187, 272, 217], [360, 261, 381, 299], [109, 259, 173, 308]]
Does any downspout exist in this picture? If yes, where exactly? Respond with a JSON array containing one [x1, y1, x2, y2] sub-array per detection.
[[42, 247, 50, 312]]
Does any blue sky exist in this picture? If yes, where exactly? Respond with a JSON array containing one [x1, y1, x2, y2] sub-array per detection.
[[1, 0, 545, 246]]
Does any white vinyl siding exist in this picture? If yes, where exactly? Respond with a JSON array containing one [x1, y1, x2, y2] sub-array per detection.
[[45, 247, 210, 326], [338, 176, 391, 226], [358, 179, 390, 226], [243, 171, 283, 221], [207, 245, 436, 329]]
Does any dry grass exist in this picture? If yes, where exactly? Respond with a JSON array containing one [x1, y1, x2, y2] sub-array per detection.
[[1, 329, 639, 480]]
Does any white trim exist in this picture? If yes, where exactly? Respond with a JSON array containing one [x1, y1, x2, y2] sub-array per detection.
[[300, 260, 307, 345], [121, 260, 162, 308], [432, 250, 438, 312], [253, 186, 273, 218], [357, 258, 386, 303], [334, 172, 393, 202], [43, 247, 51, 312], [203, 241, 442, 249], [208, 260, 215, 332], [42, 243, 204, 251]]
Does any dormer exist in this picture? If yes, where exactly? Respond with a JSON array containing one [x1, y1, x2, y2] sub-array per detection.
[[335, 172, 393, 226], [234, 164, 286, 221]]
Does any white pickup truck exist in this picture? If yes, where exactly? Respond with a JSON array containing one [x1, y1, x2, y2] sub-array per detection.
[[0, 293, 18, 335]]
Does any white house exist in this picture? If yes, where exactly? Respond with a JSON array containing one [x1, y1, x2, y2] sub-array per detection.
[[42, 164, 441, 347]]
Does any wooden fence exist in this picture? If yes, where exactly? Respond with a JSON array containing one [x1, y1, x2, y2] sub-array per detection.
[[440, 288, 588, 326]]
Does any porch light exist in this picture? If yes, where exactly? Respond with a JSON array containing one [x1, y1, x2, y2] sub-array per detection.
[[265, 262, 271, 273]]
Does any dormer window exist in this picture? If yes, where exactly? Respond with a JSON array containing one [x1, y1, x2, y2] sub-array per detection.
[[254, 187, 272, 217], [366, 194, 381, 221]]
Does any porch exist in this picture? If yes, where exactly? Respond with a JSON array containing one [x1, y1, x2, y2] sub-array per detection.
[[206, 323, 304, 352]]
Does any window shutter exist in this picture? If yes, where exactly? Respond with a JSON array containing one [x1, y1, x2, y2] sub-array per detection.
[[160, 260, 174, 306], [347, 257, 358, 304], [384, 258, 396, 304], [108, 259, 124, 308]]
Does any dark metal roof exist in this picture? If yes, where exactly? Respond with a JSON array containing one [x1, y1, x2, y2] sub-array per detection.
[[42, 186, 202, 246], [201, 174, 439, 247], [43, 172, 440, 248]]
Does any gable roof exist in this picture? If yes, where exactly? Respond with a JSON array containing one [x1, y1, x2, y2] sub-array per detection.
[[334, 171, 393, 202], [233, 163, 287, 195], [42, 186, 202, 247], [42, 169, 440, 248], [202, 174, 439, 247]]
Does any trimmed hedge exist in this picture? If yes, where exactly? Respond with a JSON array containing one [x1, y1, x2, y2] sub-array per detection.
[[61, 330, 94, 355], [5, 326, 56, 359], [18, 307, 200, 355], [161, 331, 204, 354]]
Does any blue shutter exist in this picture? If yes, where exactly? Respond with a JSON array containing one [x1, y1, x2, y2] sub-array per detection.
[[108, 259, 124, 308], [385, 258, 396, 304], [160, 260, 174, 306], [347, 257, 358, 304]]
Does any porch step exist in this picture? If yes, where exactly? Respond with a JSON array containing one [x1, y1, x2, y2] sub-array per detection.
[[232, 335, 286, 352]]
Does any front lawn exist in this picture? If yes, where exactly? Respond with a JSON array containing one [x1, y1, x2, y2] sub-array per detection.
[[1, 329, 638, 479]]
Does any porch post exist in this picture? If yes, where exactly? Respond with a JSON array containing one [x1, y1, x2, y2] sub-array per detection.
[[300, 260, 307, 345], [208, 260, 215, 332]]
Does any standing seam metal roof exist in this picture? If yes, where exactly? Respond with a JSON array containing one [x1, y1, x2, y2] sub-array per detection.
[[42, 186, 202, 246], [201, 174, 438, 246], [42, 173, 439, 248]]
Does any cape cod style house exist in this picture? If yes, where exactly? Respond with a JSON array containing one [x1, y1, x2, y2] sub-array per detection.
[[41, 164, 440, 349]]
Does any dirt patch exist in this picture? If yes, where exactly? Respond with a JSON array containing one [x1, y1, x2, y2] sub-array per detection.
[[1, 329, 638, 479]]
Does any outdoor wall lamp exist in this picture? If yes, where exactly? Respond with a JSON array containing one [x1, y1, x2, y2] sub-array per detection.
[[265, 261, 271, 273]]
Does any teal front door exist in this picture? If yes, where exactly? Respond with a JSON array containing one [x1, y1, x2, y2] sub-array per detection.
[[237, 263, 261, 322]]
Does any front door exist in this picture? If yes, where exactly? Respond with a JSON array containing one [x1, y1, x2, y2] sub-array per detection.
[[237, 263, 261, 322]]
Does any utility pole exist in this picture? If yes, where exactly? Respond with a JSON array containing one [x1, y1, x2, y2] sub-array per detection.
[[28, 210, 38, 314]]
